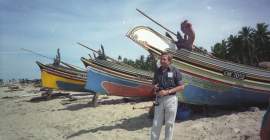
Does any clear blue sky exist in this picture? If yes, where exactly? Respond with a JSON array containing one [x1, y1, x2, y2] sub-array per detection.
[[0, 0, 269, 80]]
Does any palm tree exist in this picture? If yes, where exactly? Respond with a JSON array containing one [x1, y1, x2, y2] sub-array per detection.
[[253, 23, 270, 62], [211, 40, 227, 59], [226, 35, 242, 63], [238, 26, 255, 65], [145, 54, 156, 71], [211, 23, 270, 67]]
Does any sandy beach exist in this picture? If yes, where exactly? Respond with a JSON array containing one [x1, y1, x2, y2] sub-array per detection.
[[0, 84, 265, 140]]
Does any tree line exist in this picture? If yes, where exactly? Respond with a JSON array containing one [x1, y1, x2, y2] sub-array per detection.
[[211, 23, 270, 66], [118, 55, 156, 71]]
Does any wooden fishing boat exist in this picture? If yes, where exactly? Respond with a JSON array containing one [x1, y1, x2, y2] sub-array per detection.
[[81, 57, 155, 97], [36, 61, 87, 92], [127, 26, 270, 106]]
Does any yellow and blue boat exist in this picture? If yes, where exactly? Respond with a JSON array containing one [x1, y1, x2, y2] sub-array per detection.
[[36, 61, 87, 92]]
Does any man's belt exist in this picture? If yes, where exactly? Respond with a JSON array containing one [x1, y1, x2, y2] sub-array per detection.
[[156, 87, 176, 97], [164, 93, 176, 96]]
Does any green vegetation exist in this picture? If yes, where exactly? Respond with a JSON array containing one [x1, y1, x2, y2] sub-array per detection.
[[211, 23, 270, 66], [119, 54, 156, 71]]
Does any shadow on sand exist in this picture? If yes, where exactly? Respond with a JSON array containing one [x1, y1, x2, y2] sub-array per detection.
[[58, 103, 94, 111], [66, 113, 152, 139], [58, 97, 153, 111], [64, 103, 267, 139], [176, 104, 267, 122], [28, 93, 71, 103]]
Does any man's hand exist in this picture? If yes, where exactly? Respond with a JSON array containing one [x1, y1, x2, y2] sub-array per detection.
[[154, 84, 159, 91], [177, 31, 183, 40], [157, 90, 168, 96]]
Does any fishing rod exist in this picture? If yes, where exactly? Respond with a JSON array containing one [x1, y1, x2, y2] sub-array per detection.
[[21, 48, 85, 71], [21, 48, 53, 60], [136, 8, 205, 53]]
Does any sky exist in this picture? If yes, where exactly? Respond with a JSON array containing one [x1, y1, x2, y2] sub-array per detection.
[[0, 0, 270, 80]]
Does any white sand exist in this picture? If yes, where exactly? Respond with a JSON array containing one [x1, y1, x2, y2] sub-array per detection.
[[0, 85, 265, 140]]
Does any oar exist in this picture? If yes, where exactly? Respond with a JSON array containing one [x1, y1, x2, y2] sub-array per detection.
[[136, 8, 177, 36], [77, 42, 134, 68], [21, 48, 85, 71], [77, 42, 102, 56], [77, 42, 117, 62]]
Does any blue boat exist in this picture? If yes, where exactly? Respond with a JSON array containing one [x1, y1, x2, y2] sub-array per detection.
[[81, 58, 154, 97]]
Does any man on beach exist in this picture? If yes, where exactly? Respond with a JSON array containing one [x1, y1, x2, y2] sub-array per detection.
[[151, 52, 185, 140]]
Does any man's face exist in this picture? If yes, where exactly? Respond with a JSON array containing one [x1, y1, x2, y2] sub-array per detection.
[[160, 55, 171, 68]]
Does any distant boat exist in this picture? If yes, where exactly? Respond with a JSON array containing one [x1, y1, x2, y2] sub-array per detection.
[[127, 26, 270, 106], [36, 61, 87, 92], [81, 57, 155, 97]]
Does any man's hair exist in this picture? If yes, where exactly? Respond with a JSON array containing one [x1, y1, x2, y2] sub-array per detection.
[[161, 52, 173, 62]]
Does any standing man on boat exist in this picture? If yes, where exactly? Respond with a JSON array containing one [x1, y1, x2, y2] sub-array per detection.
[[178, 20, 195, 51], [53, 48, 61, 66], [151, 52, 185, 140], [165, 20, 195, 51]]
